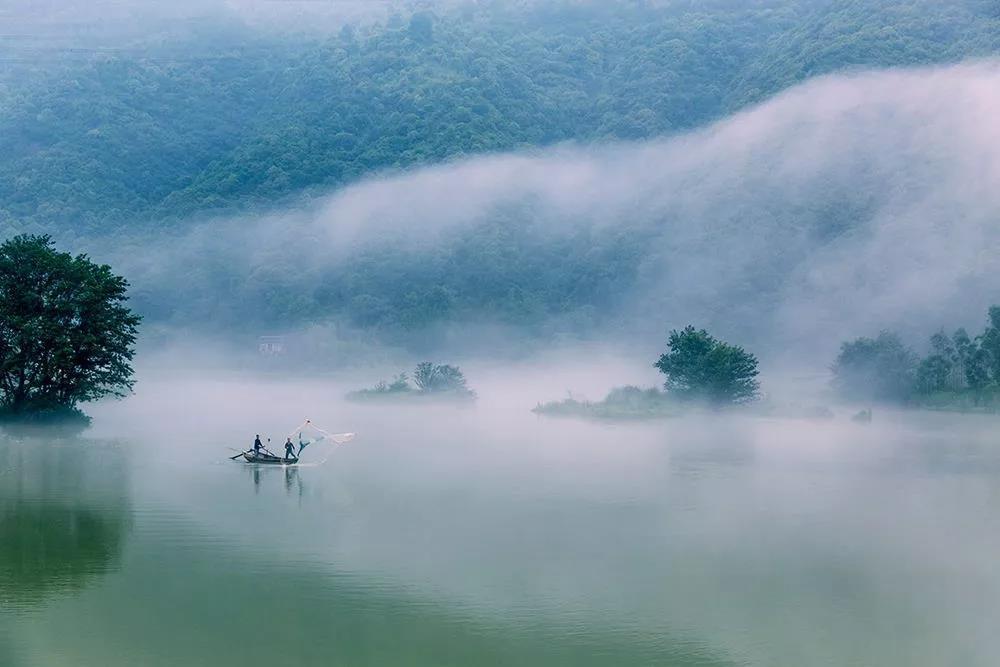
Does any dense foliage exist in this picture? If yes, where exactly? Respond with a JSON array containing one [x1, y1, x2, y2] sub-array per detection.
[[4, 0, 1000, 235], [834, 306, 1000, 409], [0, 235, 140, 421], [654, 326, 760, 406]]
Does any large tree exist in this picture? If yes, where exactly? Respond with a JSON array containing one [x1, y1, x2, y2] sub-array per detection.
[[0, 235, 141, 421], [654, 326, 760, 406]]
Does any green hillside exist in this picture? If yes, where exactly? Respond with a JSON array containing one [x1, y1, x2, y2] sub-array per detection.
[[3, 0, 998, 235]]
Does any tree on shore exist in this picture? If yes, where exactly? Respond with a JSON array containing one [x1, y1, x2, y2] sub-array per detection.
[[0, 235, 141, 422], [832, 331, 917, 403], [654, 326, 760, 406], [834, 308, 1000, 408]]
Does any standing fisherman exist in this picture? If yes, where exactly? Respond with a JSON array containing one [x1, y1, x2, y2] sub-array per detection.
[[253, 434, 263, 457], [284, 437, 297, 462]]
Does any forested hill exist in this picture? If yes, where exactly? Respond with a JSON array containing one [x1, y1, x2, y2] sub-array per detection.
[[3, 0, 999, 235]]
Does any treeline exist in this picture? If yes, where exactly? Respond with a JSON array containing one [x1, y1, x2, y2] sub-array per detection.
[[4, 0, 1000, 234], [834, 306, 1000, 408]]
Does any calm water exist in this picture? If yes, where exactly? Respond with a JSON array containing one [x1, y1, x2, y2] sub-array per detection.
[[3, 374, 1000, 666]]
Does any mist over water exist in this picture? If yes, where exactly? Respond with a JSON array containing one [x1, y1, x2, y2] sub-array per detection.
[[5, 5, 1000, 662], [5, 367, 1000, 666]]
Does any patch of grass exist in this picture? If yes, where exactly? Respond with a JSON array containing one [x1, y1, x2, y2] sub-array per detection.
[[346, 368, 476, 403], [533, 386, 679, 421]]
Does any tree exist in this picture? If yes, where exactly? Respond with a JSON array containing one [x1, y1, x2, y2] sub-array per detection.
[[0, 235, 141, 421], [916, 353, 951, 394], [916, 329, 957, 394], [832, 331, 917, 403], [654, 326, 760, 406], [412, 362, 473, 395], [978, 305, 1000, 382], [949, 327, 989, 403], [964, 344, 990, 405]]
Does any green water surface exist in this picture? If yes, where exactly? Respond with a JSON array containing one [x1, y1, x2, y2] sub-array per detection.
[[2, 378, 999, 666]]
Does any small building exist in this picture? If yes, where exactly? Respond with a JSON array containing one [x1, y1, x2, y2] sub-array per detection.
[[257, 335, 286, 356]]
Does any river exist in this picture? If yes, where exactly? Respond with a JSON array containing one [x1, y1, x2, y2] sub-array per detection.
[[2, 371, 999, 666]]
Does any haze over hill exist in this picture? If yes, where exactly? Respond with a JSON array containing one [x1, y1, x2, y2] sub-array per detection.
[[92, 60, 1000, 366], [9, 7, 1000, 667], [3, 0, 1000, 363], [5, 0, 1000, 232]]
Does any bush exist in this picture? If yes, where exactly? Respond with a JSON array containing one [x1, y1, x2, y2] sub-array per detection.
[[533, 386, 677, 420]]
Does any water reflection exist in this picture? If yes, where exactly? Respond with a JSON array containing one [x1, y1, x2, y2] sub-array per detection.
[[0, 437, 130, 611], [15, 515, 732, 667], [7, 383, 1000, 666], [246, 464, 304, 500]]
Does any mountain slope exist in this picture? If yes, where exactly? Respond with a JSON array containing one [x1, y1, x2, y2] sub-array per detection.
[[4, 0, 999, 234]]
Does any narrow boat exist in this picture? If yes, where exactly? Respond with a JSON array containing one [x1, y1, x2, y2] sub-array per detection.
[[242, 451, 298, 465], [231, 420, 355, 466]]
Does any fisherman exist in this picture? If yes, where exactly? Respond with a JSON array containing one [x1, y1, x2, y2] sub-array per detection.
[[253, 434, 263, 457], [284, 437, 297, 461]]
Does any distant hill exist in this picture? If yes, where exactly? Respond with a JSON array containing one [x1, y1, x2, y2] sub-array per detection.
[[3, 0, 999, 235]]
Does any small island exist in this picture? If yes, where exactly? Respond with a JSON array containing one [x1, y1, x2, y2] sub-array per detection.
[[347, 362, 477, 403], [535, 326, 759, 420]]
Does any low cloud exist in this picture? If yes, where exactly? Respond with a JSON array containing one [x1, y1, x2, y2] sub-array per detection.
[[98, 60, 1000, 366]]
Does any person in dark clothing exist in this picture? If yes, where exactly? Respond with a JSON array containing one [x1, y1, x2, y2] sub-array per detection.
[[284, 437, 297, 461], [253, 435, 263, 457]]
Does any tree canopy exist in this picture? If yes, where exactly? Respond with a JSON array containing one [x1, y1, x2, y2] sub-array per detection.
[[654, 326, 760, 406], [412, 362, 472, 395], [0, 235, 141, 421]]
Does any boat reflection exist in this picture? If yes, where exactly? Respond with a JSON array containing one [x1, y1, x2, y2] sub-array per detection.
[[247, 462, 304, 500]]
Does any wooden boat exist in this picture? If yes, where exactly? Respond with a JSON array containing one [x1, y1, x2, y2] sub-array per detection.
[[231, 421, 354, 465], [242, 451, 299, 465]]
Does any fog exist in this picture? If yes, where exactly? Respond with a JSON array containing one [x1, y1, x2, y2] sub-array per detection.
[[8, 341, 1000, 664], [308, 59, 1000, 355], [80, 59, 1000, 375], [8, 7, 1000, 666], [12, 364, 981, 666]]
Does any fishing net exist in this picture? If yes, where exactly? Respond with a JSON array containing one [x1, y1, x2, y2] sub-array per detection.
[[286, 420, 356, 464]]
